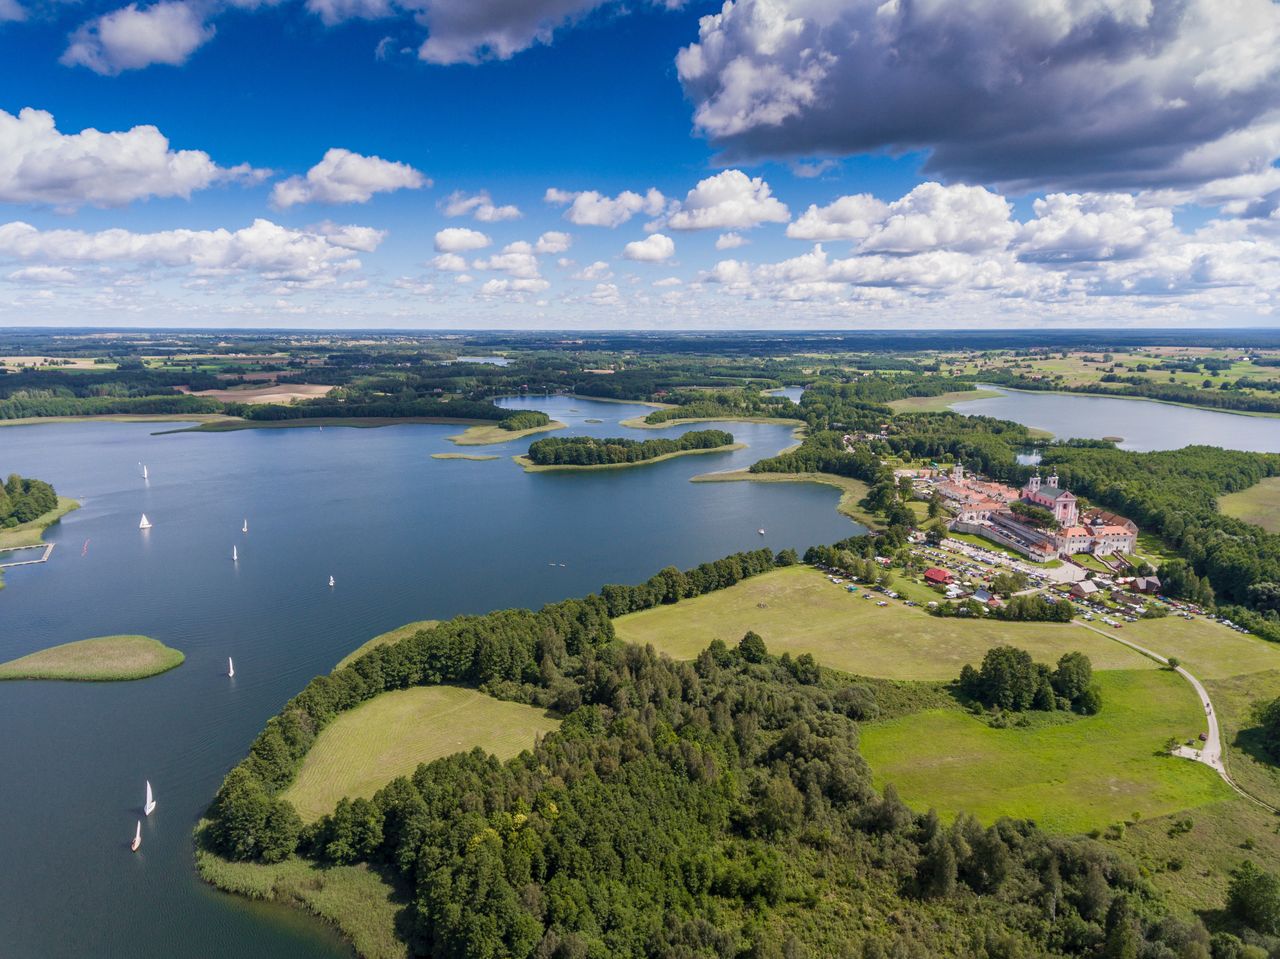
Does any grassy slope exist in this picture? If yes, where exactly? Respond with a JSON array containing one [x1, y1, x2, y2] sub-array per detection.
[[690, 471, 879, 529], [613, 566, 1152, 681], [513, 442, 745, 472], [282, 686, 560, 822], [1121, 616, 1280, 681], [446, 420, 566, 446], [195, 839, 408, 959], [1219, 477, 1280, 532], [860, 670, 1229, 833], [335, 621, 438, 671], [0, 635, 183, 681]]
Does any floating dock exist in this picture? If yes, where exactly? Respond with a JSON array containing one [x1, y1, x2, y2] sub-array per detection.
[[0, 543, 55, 568]]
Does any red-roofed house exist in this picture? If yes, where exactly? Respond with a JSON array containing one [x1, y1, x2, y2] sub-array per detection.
[[924, 567, 954, 586]]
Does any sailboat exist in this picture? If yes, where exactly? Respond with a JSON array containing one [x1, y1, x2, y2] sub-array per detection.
[[227, 657, 235, 678], [144, 780, 156, 816], [242, 519, 248, 533], [130, 820, 141, 852], [141, 464, 148, 481], [139, 514, 152, 530], [758, 528, 766, 536], [328, 575, 335, 588], [232, 545, 238, 563]]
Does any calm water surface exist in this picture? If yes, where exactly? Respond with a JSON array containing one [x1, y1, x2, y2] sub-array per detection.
[[0, 395, 855, 958], [952, 386, 1280, 452]]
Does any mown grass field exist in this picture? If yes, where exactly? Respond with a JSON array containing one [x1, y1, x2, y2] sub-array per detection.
[[887, 389, 1000, 412], [613, 566, 1152, 680], [690, 471, 878, 529], [1121, 616, 1280, 680], [283, 686, 560, 822], [1219, 477, 1280, 532], [860, 670, 1229, 833], [1202, 668, 1280, 806], [0, 634, 184, 681], [195, 838, 408, 959], [335, 621, 438, 670]]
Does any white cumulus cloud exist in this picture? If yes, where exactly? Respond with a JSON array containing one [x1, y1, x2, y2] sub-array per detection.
[[271, 148, 427, 208], [545, 186, 667, 227], [0, 107, 261, 209], [623, 232, 675, 262], [534, 231, 571, 254], [440, 189, 521, 222], [433, 227, 491, 252], [663, 170, 789, 231], [62, 1, 214, 74]]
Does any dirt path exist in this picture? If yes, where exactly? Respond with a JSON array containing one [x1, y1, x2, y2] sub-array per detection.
[[1075, 620, 1277, 812]]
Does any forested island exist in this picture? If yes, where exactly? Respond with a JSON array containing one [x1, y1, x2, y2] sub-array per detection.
[[521, 429, 738, 468]]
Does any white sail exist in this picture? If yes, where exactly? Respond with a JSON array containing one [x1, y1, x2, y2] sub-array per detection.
[[758, 528, 766, 535], [142, 464, 148, 480], [144, 780, 156, 816], [139, 514, 152, 530], [328, 575, 335, 588], [131, 820, 141, 852], [232, 545, 238, 562], [228, 657, 234, 678], [242, 519, 248, 533]]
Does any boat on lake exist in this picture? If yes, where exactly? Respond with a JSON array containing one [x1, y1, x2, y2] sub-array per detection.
[[232, 545, 238, 562], [141, 464, 148, 481], [227, 657, 234, 678], [241, 519, 248, 533], [143, 781, 156, 816], [130, 820, 141, 852], [328, 575, 335, 588], [139, 514, 152, 530], [758, 528, 765, 535]]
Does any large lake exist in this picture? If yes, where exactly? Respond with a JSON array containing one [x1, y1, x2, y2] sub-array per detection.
[[952, 386, 1280, 452], [0, 395, 854, 958]]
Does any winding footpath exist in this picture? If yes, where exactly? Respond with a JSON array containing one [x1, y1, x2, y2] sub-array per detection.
[[1075, 621, 1278, 812]]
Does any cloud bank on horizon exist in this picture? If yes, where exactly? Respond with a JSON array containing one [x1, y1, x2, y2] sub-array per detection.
[[0, 0, 1279, 328]]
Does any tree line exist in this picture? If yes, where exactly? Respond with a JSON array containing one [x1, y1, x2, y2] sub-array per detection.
[[960, 646, 1102, 715], [525, 429, 735, 466], [0, 473, 57, 527]]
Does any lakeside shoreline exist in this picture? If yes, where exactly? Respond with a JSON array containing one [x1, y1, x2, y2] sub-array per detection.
[[0, 497, 80, 591], [446, 419, 567, 446], [618, 414, 807, 430], [954, 383, 1280, 421]]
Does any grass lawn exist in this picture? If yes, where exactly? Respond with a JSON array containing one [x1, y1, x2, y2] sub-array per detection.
[[282, 686, 560, 822], [613, 566, 1153, 680], [690, 471, 876, 529], [335, 621, 438, 671], [1219, 477, 1280, 533], [446, 420, 565, 446], [0, 635, 183, 681], [887, 389, 999, 412], [429, 453, 499, 461], [195, 835, 408, 959], [861, 670, 1230, 833], [1132, 531, 1180, 568], [1120, 616, 1280, 680], [514, 442, 745, 472]]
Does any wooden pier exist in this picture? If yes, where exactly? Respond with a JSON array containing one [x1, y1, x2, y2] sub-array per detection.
[[0, 543, 55, 568]]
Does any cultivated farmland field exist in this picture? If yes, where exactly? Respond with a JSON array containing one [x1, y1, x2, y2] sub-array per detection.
[[283, 686, 560, 821], [860, 669, 1228, 833], [613, 566, 1153, 680]]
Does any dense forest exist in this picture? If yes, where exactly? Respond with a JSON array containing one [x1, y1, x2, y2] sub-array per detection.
[[0, 473, 58, 527], [525, 430, 735, 466], [201, 544, 1276, 958]]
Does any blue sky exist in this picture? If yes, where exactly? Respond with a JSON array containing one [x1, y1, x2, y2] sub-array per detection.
[[0, 0, 1278, 328]]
